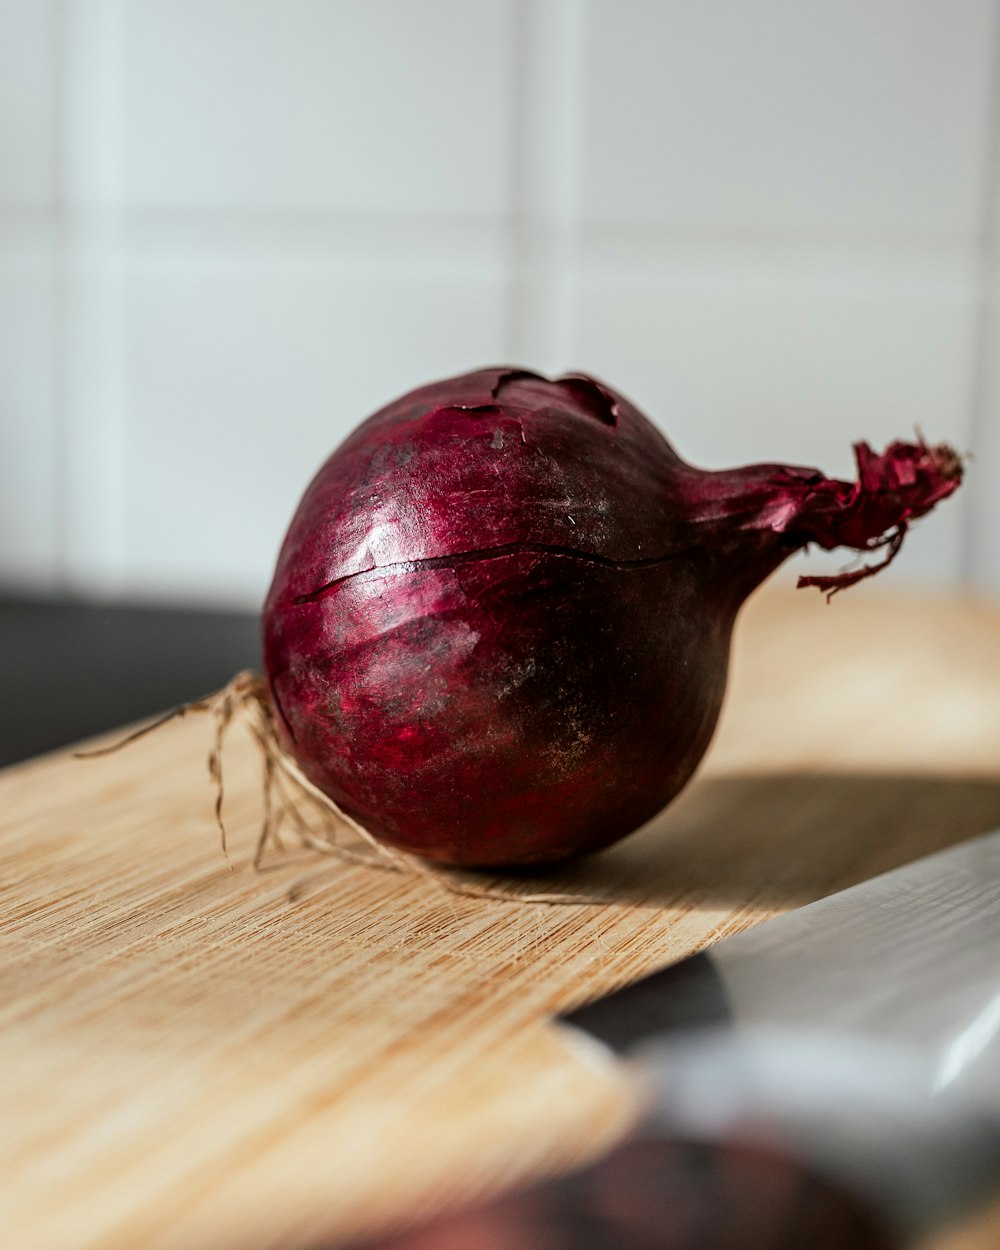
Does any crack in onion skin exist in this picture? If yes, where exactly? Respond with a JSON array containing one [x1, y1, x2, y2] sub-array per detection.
[[262, 367, 962, 867]]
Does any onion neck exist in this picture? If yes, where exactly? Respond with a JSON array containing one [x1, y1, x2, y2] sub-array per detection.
[[676, 439, 963, 601]]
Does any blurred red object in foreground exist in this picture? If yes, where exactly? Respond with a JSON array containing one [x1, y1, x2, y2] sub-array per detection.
[[346, 1133, 898, 1250]]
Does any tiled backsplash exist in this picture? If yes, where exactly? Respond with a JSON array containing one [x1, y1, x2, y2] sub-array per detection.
[[1, 0, 995, 605]]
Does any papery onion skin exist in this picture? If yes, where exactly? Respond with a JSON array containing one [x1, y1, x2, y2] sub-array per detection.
[[262, 367, 962, 867]]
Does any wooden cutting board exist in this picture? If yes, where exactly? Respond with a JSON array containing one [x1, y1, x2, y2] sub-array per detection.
[[3, 587, 1000, 1250]]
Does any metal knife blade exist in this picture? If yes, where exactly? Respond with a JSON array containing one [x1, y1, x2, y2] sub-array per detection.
[[562, 827, 1000, 1095], [558, 828, 1000, 1241]]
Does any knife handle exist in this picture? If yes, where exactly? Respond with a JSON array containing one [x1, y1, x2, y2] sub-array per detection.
[[347, 1133, 899, 1250]]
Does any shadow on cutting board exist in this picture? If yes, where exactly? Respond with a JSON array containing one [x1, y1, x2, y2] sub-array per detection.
[[480, 771, 1000, 913]]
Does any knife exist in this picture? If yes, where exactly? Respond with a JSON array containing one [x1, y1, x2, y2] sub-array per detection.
[[351, 830, 1000, 1249]]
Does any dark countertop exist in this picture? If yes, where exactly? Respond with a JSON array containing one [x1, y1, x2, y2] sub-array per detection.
[[0, 596, 261, 768]]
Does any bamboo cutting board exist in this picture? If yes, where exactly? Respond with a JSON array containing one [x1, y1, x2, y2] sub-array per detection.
[[3, 588, 1000, 1250]]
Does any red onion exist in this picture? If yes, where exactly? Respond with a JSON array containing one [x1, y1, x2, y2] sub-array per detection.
[[262, 367, 961, 867]]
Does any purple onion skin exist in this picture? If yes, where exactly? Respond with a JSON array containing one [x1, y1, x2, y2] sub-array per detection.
[[262, 367, 961, 867]]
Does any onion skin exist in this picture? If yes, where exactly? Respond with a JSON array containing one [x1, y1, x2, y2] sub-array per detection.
[[262, 367, 962, 867]]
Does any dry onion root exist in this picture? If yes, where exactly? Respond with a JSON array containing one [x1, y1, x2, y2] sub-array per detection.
[[77, 675, 596, 906]]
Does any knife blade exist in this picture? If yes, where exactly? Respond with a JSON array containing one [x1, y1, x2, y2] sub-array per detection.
[[561, 825, 1000, 1090], [556, 827, 1000, 1242]]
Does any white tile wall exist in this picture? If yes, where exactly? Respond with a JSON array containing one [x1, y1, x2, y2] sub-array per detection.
[[579, 0, 995, 236], [0, 0, 997, 606], [120, 0, 515, 216], [0, 0, 58, 208], [0, 1, 60, 587], [0, 259, 59, 587]]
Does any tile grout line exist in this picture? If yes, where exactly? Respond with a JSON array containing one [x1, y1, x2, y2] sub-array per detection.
[[962, 0, 1000, 589], [503, 0, 587, 372], [57, 0, 129, 599], [503, 0, 530, 365], [550, 0, 587, 370], [50, 0, 71, 594], [0, 210, 982, 271]]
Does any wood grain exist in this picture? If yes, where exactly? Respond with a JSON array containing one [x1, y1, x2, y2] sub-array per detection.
[[3, 587, 1000, 1250]]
